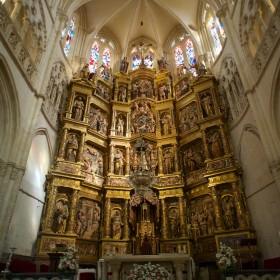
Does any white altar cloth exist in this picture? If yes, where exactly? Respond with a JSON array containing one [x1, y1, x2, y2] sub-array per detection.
[[99, 253, 192, 280]]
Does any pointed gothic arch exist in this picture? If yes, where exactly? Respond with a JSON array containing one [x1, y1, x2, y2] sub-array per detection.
[[0, 55, 20, 161]]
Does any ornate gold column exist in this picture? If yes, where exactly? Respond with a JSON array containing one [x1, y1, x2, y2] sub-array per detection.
[[219, 125, 231, 155], [173, 144, 179, 172], [201, 130, 210, 159], [161, 198, 168, 239], [178, 196, 187, 237], [104, 198, 111, 238], [66, 189, 79, 234], [58, 128, 68, 158], [109, 145, 115, 174], [78, 132, 86, 162], [125, 147, 130, 175], [158, 146, 163, 175], [123, 200, 130, 239], [232, 182, 247, 228], [44, 186, 57, 232], [210, 187, 223, 231]]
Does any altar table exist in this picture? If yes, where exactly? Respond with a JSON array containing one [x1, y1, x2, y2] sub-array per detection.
[[99, 253, 193, 280]]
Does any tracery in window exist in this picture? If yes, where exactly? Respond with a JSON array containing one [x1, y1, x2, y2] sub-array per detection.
[[144, 54, 153, 68], [89, 41, 100, 73], [132, 55, 141, 70], [64, 16, 76, 56], [208, 16, 222, 55], [174, 46, 184, 67], [185, 39, 197, 72], [102, 48, 111, 67]]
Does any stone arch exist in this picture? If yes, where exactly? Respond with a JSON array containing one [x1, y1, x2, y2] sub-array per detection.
[[0, 55, 20, 161], [270, 59, 280, 149]]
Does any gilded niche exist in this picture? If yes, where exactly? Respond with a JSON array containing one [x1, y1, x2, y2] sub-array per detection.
[[82, 144, 104, 176]]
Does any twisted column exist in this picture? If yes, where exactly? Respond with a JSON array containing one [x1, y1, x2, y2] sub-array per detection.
[[66, 189, 79, 233], [161, 198, 168, 239]]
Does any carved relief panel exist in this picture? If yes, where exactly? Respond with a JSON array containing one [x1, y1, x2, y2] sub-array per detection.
[[131, 78, 154, 99], [95, 81, 111, 102], [131, 101, 156, 134], [75, 199, 101, 239], [189, 196, 217, 237], [88, 104, 108, 135], [182, 140, 205, 173], [174, 76, 191, 99], [178, 102, 198, 133], [82, 144, 104, 176]]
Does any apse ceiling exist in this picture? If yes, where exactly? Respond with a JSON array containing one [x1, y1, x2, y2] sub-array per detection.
[[79, 0, 200, 55]]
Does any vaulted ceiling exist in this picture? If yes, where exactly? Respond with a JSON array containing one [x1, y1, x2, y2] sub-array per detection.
[[74, 0, 200, 55]]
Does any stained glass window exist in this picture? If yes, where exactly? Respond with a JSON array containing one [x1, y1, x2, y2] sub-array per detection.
[[102, 48, 111, 67], [132, 55, 141, 70], [174, 46, 184, 67], [144, 54, 153, 68], [208, 16, 222, 54], [185, 39, 197, 69], [89, 41, 100, 73], [63, 16, 76, 56]]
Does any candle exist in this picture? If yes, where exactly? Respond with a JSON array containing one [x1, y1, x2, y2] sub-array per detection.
[[183, 245, 187, 254]]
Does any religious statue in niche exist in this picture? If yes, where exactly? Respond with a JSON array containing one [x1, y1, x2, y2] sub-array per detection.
[[131, 101, 155, 134], [131, 79, 154, 99], [72, 96, 85, 121], [157, 57, 168, 71], [65, 134, 79, 162], [222, 196, 237, 230], [95, 82, 110, 101], [88, 105, 108, 135], [163, 148, 174, 174], [177, 64, 190, 77], [74, 200, 101, 239], [183, 143, 204, 173], [53, 199, 69, 234], [179, 102, 198, 133], [114, 149, 125, 175], [120, 57, 129, 73], [116, 114, 125, 136], [100, 64, 112, 81], [160, 112, 172, 135], [194, 60, 207, 76], [117, 85, 127, 102], [175, 78, 190, 99], [158, 82, 169, 100], [201, 92, 214, 117], [111, 209, 123, 240], [207, 130, 224, 158], [168, 207, 180, 238], [82, 144, 103, 175], [79, 63, 90, 79]]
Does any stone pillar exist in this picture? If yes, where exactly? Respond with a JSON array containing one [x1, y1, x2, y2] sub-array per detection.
[[161, 198, 168, 239], [44, 186, 58, 232], [173, 263, 184, 280], [158, 146, 163, 174], [66, 189, 79, 233], [219, 125, 231, 155], [78, 132, 86, 162], [104, 198, 111, 238], [201, 130, 210, 159], [210, 187, 223, 231], [179, 196, 187, 237], [123, 200, 130, 239], [173, 144, 179, 172], [232, 182, 247, 228], [109, 145, 115, 174], [58, 128, 68, 158], [110, 262, 121, 280], [125, 147, 130, 175]]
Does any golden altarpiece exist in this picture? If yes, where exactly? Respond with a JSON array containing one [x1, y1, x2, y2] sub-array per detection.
[[36, 60, 257, 267]]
